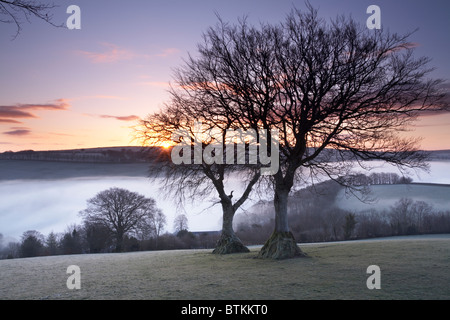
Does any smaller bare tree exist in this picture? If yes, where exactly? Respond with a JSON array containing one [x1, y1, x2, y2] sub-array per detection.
[[173, 214, 189, 233], [79, 187, 160, 252]]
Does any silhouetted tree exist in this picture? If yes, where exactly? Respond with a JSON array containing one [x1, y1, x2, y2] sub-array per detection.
[[60, 227, 83, 254], [20, 230, 44, 257], [84, 221, 112, 253], [161, 5, 447, 258], [135, 208, 167, 249], [173, 214, 189, 234], [79, 187, 160, 252], [45, 231, 59, 255]]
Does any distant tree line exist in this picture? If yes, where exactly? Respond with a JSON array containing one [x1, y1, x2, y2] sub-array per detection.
[[0, 188, 220, 260], [236, 178, 450, 244], [345, 172, 413, 186], [0, 226, 221, 260], [0, 147, 162, 163]]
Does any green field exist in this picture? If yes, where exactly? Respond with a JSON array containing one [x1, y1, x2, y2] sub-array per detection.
[[335, 183, 450, 213], [1, 236, 449, 300]]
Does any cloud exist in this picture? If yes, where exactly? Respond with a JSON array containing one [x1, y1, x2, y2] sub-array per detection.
[[138, 81, 171, 88], [0, 106, 36, 119], [84, 113, 140, 122], [99, 114, 141, 121], [77, 43, 179, 64], [77, 43, 136, 63], [0, 119, 23, 124], [18, 99, 70, 111], [384, 42, 421, 55], [153, 47, 180, 58], [0, 99, 70, 121], [3, 127, 31, 136]]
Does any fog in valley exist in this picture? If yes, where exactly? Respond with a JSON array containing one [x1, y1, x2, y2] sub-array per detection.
[[1, 160, 450, 242]]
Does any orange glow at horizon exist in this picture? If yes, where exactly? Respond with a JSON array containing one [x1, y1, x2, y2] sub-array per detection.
[[161, 141, 173, 149]]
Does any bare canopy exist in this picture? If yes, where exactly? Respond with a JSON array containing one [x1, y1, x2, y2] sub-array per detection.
[[0, 0, 63, 39], [79, 187, 161, 252], [152, 5, 447, 258]]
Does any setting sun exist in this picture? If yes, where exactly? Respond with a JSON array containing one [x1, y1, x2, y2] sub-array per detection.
[[161, 141, 173, 149]]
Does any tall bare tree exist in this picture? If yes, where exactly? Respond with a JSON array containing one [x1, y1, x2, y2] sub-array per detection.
[[154, 5, 447, 259], [79, 187, 160, 252], [0, 0, 63, 39], [257, 7, 447, 258]]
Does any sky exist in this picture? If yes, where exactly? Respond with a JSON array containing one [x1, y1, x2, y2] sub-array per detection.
[[0, 0, 449, 152]]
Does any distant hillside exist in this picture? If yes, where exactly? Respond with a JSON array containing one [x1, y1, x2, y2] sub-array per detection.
[[427, 149, 450, 161], [335, 183, 450, 213], [2, 147, 449, 164], [0, 146, 166, 163]]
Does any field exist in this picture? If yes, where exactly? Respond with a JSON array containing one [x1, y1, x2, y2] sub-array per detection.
[[1, 235, 449, 300]]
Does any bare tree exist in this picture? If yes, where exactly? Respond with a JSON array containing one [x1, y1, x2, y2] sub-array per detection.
[[139, 98, 262, 254], [143, 208, 166, 239], [256, 7, 446, 258], [158, 5, 447, 258], [79, 187, 160, 252], [135, 207, 167, 247], [0, 0, 64, 39], [173, 214, 189, 233]]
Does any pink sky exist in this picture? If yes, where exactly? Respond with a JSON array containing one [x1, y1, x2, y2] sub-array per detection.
[[0, 0, 449, 152]]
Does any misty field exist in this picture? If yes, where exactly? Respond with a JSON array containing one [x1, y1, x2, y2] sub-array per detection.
[[0, 235, 449, 300], [335, 183, 450, 212]]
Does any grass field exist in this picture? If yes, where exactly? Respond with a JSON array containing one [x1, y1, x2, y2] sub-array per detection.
[[0, 235, 449, 300]]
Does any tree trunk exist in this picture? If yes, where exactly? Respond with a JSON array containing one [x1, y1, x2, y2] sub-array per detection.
[[212, 202, 249, 254], [115, 229, 124, 252], [115, 239, 123, 252], [258, 187, 306, 259]]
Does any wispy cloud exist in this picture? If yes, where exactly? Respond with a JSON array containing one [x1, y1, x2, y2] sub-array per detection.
[[47, 132, 76, 137], [0, 118, 24, 124], [77, 43, 180, 64], [384, 42, 421, 55], [0, 99, 70, 122], [77, 43, 135, 63], [138, 81, 172, 88], [0, 107, 36, 119], [3, 127, 31, 136], [84, 113, 140, 122], [153, 47, 180, 58], [99, 114, 140, 121]]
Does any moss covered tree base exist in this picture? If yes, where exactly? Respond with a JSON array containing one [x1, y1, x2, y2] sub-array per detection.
[[257, 231, 307, 259], [212, 235, 250, 254]]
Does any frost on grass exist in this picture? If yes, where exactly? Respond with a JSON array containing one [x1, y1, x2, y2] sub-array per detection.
[[1, 238, 449, 299]]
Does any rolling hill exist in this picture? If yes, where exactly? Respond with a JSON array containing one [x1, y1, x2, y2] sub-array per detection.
[[335, 183, 450, 213]]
